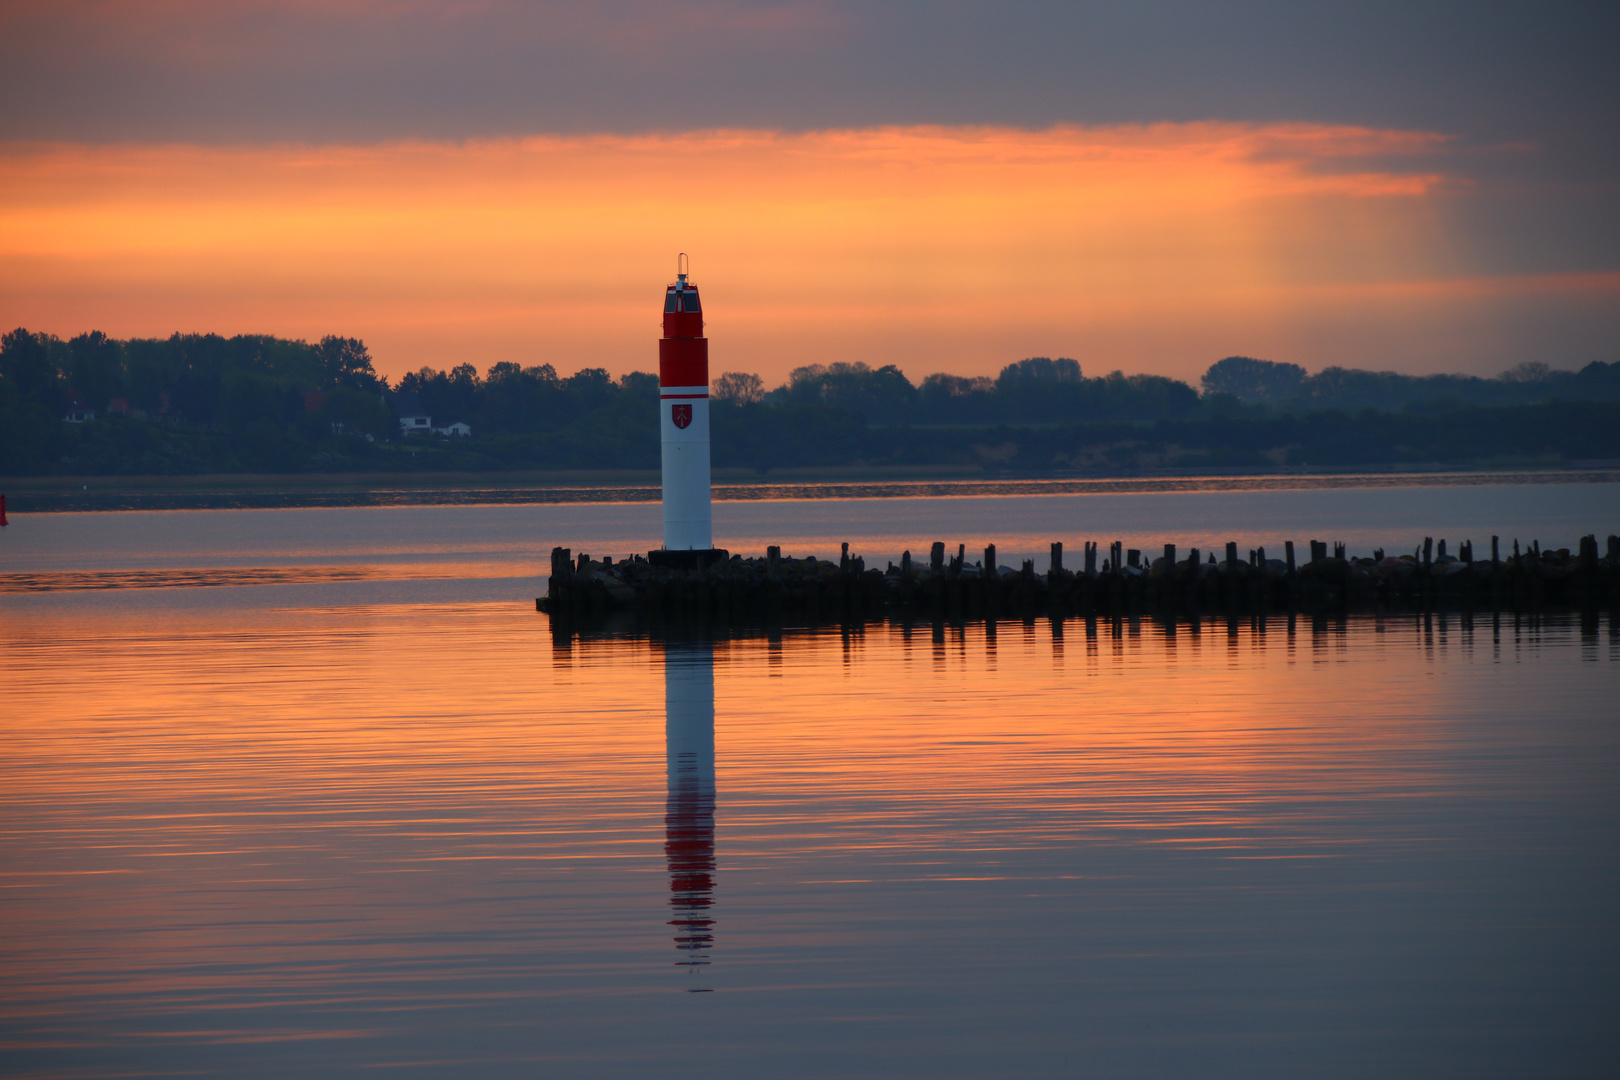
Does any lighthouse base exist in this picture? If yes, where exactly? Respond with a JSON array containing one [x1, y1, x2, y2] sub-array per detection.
[[648, 548, 730, 570]]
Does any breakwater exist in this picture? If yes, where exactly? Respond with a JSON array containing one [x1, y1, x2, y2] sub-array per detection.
[[540, 534, 1620, 625]]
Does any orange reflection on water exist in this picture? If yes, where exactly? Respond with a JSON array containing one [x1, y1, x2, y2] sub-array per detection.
[[1, 600, 1606, 1063], [567, 613, 1456, 852]]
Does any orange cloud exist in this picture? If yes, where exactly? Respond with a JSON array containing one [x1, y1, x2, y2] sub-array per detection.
[[0, 124, 1613, 384]]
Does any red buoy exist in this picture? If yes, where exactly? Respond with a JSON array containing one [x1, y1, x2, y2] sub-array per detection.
[[1, 493, 8, 527]]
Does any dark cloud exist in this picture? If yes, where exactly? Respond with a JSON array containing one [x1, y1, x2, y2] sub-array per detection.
[[0, 1, 1614, 160]]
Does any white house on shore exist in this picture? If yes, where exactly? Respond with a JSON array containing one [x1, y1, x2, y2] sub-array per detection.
[[435, 421, 472, 437], [393, 392, 432, 435]]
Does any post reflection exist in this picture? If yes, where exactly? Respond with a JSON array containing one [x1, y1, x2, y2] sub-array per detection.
[[662, 641, 716, 976]]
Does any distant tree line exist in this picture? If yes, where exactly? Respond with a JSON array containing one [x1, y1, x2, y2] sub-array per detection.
[[743, 356, 1204, 425], [3, 325, 1619, 476], [1198, 355, 1620, 413]]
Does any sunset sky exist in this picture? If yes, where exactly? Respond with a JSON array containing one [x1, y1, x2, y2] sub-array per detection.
[[1, 1, 1615, 386]]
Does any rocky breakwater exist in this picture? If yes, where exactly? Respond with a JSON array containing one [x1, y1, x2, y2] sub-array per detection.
[[540, 534, 1620, 626]]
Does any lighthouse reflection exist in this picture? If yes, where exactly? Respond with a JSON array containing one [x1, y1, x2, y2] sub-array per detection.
[[662, 642, 716, 972]]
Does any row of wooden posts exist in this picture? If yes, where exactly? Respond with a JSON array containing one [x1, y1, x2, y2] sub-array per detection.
[[542, 533, 1620, 626]]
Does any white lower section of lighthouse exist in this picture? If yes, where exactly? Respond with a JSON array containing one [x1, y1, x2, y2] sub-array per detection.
[[660, 386, 712, 550]]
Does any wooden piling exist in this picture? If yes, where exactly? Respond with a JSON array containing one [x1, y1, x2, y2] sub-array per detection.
[[1223, 542, 1239, 607]]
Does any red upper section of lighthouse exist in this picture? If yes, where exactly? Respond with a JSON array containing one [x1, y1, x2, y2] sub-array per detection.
[[660, 274, 708, 389]]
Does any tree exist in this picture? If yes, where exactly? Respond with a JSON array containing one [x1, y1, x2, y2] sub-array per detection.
[[1500, 361, 1552, 383], [917, 373, 996, 423], [1201, 356, 1307, 403], [995, 356, 1082, 388], [619, 371, 660, 397], [68, 331, 127, 408], [773, 361, 917, 418], [318, 336, 381, 391], [1, 327, 62, 406], [563, 367, 614, 408], [713, 371, 765, 404], [320, 386, 393, 439]]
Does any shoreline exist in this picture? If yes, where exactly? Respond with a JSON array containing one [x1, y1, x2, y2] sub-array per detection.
[[2, 464, 1618, 514]]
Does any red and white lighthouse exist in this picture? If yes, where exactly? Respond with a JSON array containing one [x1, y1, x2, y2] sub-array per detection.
[[659, 254, 712, 552]]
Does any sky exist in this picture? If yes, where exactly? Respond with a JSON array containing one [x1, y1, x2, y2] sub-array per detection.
[[1, 1, 1616, 386]]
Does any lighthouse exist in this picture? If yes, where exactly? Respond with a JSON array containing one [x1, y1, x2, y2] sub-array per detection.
[[657, 254, 718, 559]]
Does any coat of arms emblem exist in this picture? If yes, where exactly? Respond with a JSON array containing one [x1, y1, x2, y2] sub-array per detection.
[[671, 403, 692, 429]]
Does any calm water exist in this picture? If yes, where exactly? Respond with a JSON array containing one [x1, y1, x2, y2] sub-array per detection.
[[2, 481, 1618, 1077]]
